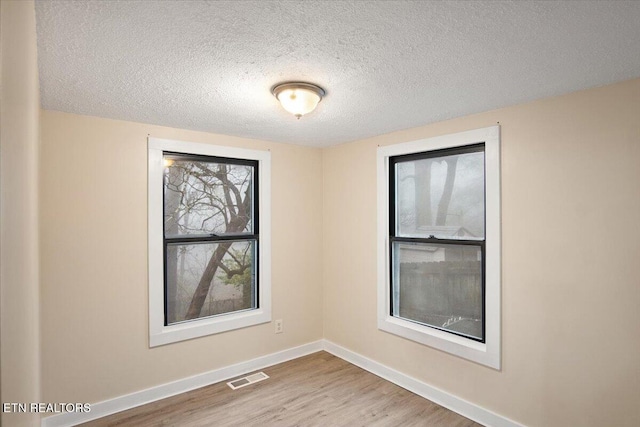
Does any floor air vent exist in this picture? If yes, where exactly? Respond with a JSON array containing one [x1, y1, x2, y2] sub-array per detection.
[[227, 371, 269, 390]]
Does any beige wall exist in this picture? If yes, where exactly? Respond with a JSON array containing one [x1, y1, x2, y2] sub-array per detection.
[[35, 76, 640, 425], [0, 1, 41, 426], [39, 111, 324, 405], [323, 78, 640, 427]]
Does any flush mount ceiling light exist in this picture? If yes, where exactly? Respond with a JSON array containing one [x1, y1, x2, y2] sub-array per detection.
[[271, 82, 326, 119]]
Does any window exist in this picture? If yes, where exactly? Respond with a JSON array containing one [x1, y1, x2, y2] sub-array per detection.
[[377, 126, 500, 368], [148, 138, 271, 347]]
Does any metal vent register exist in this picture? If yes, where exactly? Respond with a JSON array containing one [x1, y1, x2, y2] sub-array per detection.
[[227, 372, 269, 390]]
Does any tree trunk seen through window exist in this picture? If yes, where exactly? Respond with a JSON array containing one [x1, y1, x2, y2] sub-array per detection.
[[413, 157, 458, 229]]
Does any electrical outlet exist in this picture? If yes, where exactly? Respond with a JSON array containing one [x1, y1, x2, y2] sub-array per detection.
[[275, 319, 283, 334]]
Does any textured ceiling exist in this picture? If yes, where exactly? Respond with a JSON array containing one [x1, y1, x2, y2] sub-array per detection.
[[35, 1, 640, 147]]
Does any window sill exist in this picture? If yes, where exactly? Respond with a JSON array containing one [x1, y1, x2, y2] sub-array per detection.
[[378, 315, 499, 369], [150, 308, 271, 347]]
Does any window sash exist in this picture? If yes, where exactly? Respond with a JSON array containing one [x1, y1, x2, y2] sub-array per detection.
[[162, 152, 260, 327], [163, 239, 259, 326], [389, 143, 485, 239], [388, 144, 487, 343], [389, 238, 485, 342], [162, 151, 259, 238]]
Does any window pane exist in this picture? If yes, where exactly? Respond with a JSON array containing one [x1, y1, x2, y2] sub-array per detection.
[[166, 240, 256, 325], [392, 241, 483, 340], [396, 150, 484, 239], [164, 156, 254, 237]]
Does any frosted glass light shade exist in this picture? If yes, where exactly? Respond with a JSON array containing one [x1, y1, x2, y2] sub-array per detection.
[[272, 82, 325, 118]]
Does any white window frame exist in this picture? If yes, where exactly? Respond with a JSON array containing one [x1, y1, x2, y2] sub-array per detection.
[[376, 126, 501, 369], [148, 137, 271, 347]]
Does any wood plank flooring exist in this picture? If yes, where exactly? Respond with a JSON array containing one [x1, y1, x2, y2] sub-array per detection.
[[80, 351, 482, 427]]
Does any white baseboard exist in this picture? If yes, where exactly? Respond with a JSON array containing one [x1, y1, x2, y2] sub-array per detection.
[[42, 339, 521, 427], [41, 340, 324, 427], [323, 340, 523, 427]]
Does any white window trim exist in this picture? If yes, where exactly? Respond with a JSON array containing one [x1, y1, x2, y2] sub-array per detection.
[[148, 137, 271, 347], [376, 126, 501, 369]]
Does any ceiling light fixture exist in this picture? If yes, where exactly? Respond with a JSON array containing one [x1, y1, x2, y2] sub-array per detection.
[[271, 82, 325, 119]]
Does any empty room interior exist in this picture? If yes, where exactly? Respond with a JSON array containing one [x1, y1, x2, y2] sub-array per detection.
[[2, 1, 640, 426]]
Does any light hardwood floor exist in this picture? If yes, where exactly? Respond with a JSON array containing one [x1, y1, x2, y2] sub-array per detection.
[[80, 351, 482, 426]]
